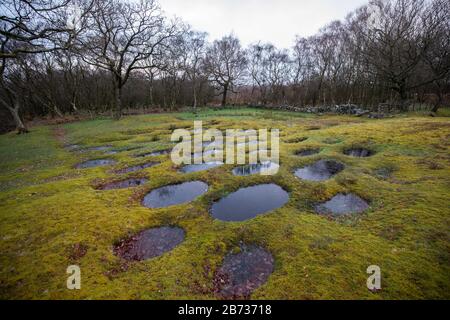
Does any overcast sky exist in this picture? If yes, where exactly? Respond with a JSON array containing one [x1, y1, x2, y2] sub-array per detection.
[[160, 0, 368, 48]]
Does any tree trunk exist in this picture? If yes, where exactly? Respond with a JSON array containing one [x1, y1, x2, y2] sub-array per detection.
[[395, 80, 409, 111], [192, 77, 198, 112], [113, 79, 122, 120], [8, 102, 29, 134], [0, 90, 29, 134], [432, 83, 443, 113], [221, 84, 229, 107], [148, 73, 154, 107]]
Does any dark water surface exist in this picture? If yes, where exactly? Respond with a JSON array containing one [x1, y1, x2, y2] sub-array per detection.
[[142, 181, 208, 208], [211, 184, 289, 222], [114, 227, 185, 261]]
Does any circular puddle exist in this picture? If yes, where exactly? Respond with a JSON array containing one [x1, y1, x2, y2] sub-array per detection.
[[179, 162, 223, 173], [81, 145, 112, 152], [315, 193, 369, 216], [135, 149, 171, 158], [114, 226, 185, 261], [295, 148, 321, 157], [211, 184, 289, 222], [294, 160, 344, 182], [214, 245, 274, 298], [76, 159, 116, 169], [115, 162, 158, 174], [344, 148, 374, 157], [142, 181, 208, 208], [100, 178, 148, 190], [65, 144, 81, 151], [232, 162, 280, 176]]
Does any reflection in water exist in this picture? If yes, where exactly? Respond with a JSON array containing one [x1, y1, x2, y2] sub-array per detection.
[[211, 184, 289, 222], [232, 161, 279, 176], [142, 181, 208, 208], [136, 149, 171, 157], [76, 159, 116, 169], [179, 162, 224, 173], [294, 160, 344, 181], [80, 145, 112, 152], [315, 193, 369, 216], [344, 148, 374, 157]]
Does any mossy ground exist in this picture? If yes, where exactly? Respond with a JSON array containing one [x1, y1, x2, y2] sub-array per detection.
[[0, 108, 449, 299]]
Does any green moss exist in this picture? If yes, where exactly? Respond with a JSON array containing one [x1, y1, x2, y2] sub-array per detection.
[[0, 109, 449, 299]]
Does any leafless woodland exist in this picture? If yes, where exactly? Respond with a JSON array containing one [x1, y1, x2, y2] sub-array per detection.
[[1, 0, 449, 133]]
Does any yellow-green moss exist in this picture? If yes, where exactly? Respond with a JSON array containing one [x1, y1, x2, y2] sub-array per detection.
[[0, 108, 449, 299]]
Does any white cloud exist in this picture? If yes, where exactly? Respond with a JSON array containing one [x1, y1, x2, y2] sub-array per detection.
[[160, 0, 368, 48]]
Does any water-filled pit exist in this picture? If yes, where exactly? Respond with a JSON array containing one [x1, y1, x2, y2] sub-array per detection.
[[211, 184, 289, 222], [136, 149, 171, 157], [232, 162, 280, 176], [76, 159, 116, 169], [65, 144, 81, 151], [100, 178, 148, 190], [315, 193, 369, 216], [82, 145, 112, 152], [344, 148, 374, 157], [113, 227, 185, 261], [142, 181, 208, 208], [179, 162, 223, 173], [294, 160, 344, 181], [296, 148, 321, 157], [115, 162, 158, 174], [214, 245, 274, 298]]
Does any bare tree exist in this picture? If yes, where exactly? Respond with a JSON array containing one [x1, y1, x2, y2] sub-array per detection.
[[180, 30, 207, 110], [352, 0, 449, 109], [78, 0, 179, 119], [0, 0, 86, 133], [204, 34, 247, 106]]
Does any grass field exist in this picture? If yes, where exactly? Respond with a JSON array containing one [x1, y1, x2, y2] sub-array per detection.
[[0, 107, 449, 299]]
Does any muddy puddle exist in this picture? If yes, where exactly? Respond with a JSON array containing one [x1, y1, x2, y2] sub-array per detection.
[[100, 178, 148, 190], [76, 159, 116, 169], [65, 144, 81, 151], [296, 149, 320, 157], [179, 162, 224, 173], [344, 148, 374, 157], [81, 145, 112, 152], [115, 162, 158, 174], [114, 227, 185, 261], [142, 181, 208, 208], [232, 162, 280, 176], [214, 245, 274, 298], [315, 193, 369, 216], [294, 160, 344, 181], [136, 149, 171, 158], [211, 184, 289, 222]]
